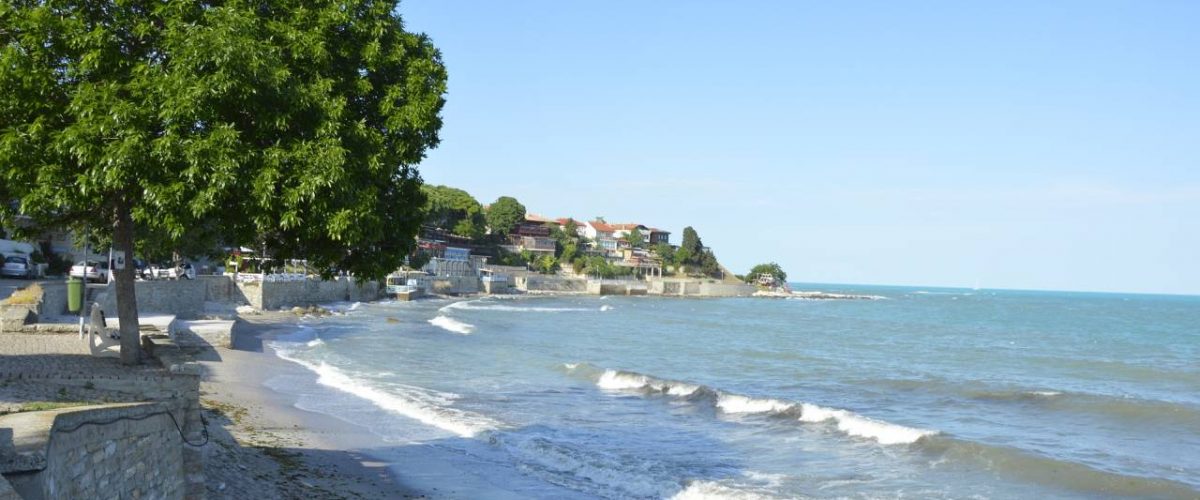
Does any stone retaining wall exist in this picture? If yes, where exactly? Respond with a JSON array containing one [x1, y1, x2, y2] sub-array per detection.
[[98, 279, 207, 320], [0, 354, 204, 499], [517, 275, 587, 293], [237, 277, 382, 310], [4, 403, 186, 500], [429, 276, 479, 295], [647, 279, 754, 297]]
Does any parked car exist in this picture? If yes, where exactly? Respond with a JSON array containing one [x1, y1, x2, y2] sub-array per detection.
[[145, 262, 195, 280], [1, 255, 35, 279], [69, 260, 109, 283]]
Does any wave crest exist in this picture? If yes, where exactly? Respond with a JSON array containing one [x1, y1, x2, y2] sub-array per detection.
[[428, 315, 475, 334], [584, 366, 936, 445]]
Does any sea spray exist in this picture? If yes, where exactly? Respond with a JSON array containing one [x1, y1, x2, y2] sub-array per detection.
[[428, 315, 475, 334]]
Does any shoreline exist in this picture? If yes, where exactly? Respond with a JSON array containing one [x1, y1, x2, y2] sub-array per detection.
[[198, 312, 423, 499]]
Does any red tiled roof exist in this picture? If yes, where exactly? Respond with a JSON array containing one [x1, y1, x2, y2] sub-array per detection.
[[589, 221, 616, 232], [609, 223, 645, 231]]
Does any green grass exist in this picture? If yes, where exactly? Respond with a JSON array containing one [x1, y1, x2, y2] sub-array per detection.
[[0, 401, 90, 416], [0, 283, 42, 306]]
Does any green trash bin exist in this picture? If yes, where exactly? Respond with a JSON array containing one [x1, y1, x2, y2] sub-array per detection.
[[67, 277, 84, 313]]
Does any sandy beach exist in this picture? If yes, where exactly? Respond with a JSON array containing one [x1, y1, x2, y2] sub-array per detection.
[[197, 312, 422, 499]]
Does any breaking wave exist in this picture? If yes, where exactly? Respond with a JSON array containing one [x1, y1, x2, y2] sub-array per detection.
[[428, 315, 475, 334], [671, 480, 779, 500], [272, 352, 500, 438], [576, 364, 936, 445]]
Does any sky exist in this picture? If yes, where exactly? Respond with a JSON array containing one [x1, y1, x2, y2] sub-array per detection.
[[399, 1, 1200, 295]]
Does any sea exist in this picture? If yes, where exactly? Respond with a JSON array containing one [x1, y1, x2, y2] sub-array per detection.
[[262, 285, 1200, 499]]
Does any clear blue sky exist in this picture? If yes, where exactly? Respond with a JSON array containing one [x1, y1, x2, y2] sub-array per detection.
[[400, 1, 1200, 295]]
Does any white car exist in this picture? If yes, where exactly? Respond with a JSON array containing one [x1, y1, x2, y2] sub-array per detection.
[[1, 255, 36, 279], [70, 260, 109, 283], [145, 262, 195, 280]]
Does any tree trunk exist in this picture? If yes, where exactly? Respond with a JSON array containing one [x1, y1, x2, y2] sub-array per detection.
[[114, 201, 141, 365]]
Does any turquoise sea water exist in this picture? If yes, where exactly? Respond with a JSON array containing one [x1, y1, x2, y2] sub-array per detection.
[[264, 285, 1200, 499]]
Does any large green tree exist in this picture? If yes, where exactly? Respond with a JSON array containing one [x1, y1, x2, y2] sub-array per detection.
[[680, 226, 703, 264], [746, 262, 787, 285], [485, 196, 525, 236], [422, 185, 484, 240], [0, 1, 446, 364], [622, 227, 645, 249]]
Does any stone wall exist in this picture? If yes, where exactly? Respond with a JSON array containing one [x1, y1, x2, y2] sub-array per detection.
[[98, 279, 207, 319], [429, 276, 479, 295], [238, 277, 383, 310], [0, 358, 204, 499], [516, 275, 587, 293], [16, 403, 186, 499], [200, 275, 247, 304], [647, 279, 754, 297], [587, 280, 649, 296], [697, 282, 756, 297]]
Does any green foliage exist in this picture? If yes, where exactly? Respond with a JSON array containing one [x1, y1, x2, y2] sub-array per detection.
[[579, 255, 633, 279], [559, 243, 578, 265], [485, 196, 526, 236], [699, 250, 721, 277], [680, 227, 703, 261], [652, 242, 675, 264], [407, 250, 432, 270], [623, 228, 645, 249], [0, 0, 446, 281], [562, 219, 580, 239], [673, 247, 693, 268], [535, 255, 559, 274], [746, 262, 787, 285], [494, 248, 527, 267], [424, 185, 485, 240]]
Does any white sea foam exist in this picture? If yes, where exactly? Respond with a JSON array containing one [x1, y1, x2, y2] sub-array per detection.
[[428, 315, 475, 334], [716, 395, 795, 414], [306, 338, 325, 347], [799, 403, 934, 444], [272, 355, 498, 438], [590, 365, 937, 445], [563, 363, 580, 371], [349, 301, 363, 311], [597, 370, 651, 390], [595, 370, 701, 396], [1031, 391, 1063, 397], [601, 305, 614, 312], [671, 480, 777, 500]]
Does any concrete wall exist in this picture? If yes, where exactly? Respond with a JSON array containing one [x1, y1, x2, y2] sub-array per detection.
[[698, 282, 756, 297], [238, 277, 383, 310], [587, 280, 649, 296], [429, 276, 479, 295], [39, 404, 183, 499], [39, 283, 66, 318], [647, 279, 754, 297], [517, 275, 587, 293]]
